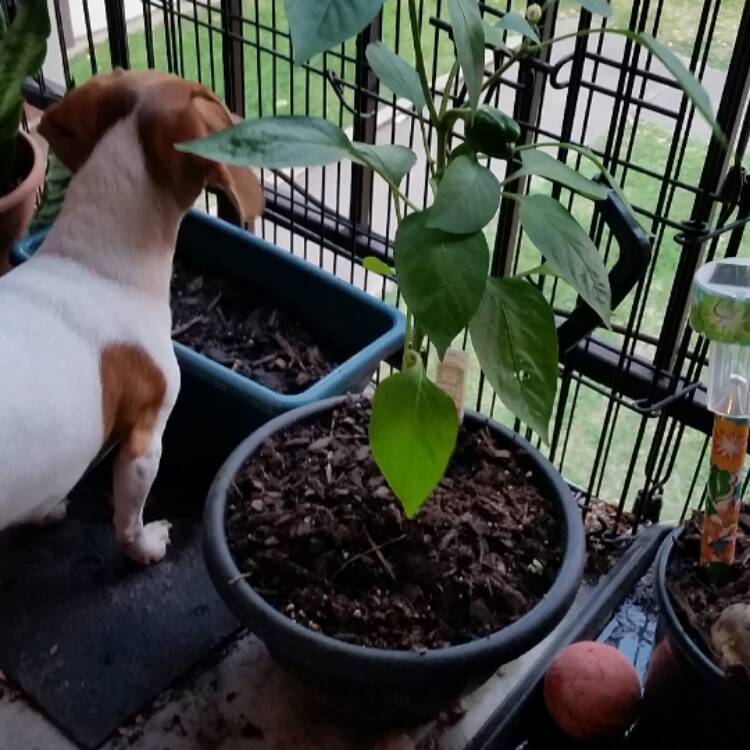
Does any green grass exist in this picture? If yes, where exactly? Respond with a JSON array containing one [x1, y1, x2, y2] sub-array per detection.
[[69, 0, 456, 125], [559, 0, 744, 70]]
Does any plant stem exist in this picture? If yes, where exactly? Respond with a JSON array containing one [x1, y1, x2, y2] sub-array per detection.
[[439, 61, 460, 119], [417, 115, 437, 178], [480, 45, 527, 95], [436, 108, 471, 173], [408, 0, 440, 126], [392, 192, 404, 223], [514, 139, 633, 210], [402, 311, 414, 369], [481, 28, 632, 96]]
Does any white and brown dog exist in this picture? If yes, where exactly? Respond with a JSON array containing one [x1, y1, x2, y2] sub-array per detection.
[[0, 70, 263, 564]]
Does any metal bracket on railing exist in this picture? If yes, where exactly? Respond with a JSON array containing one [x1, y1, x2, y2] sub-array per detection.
[[557, 179, 652, 354]]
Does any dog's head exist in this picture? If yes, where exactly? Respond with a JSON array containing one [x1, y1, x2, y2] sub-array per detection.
[[38, 69, 264, 223]]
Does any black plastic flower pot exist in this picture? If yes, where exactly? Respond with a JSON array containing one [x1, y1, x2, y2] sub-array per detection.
[[203, 395, 585, 725], [632, 531, 750, 749]]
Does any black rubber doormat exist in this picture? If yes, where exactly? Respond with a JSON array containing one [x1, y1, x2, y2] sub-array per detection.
[[0, 420, 239, 749]]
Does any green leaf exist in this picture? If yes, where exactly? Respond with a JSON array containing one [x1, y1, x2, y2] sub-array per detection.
[[447, 0, 485, 110], [370, 366, 459, 517], [178, 115, 415, 188], [29, 151, 71, 232], [395, 209, 489, 358], [179, 116, 352, 167], [497, 11, 540, 43], [482, 21, 510, 51], [470, 278, 558, 441], [560, 0, 613, 16], [0, 0, 50, 186], [283, 0, 385, 64], [427, 155, 501, 234], [363, 256, 395, 277], [517, 149, 609, 200], [634, 32, 723, 145], [365, 42, 426, 109], [350, 141, 417, 186], [520, 194, 611, 324]]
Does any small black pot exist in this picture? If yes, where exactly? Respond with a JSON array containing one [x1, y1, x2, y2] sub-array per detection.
[[632, 531, 750, 748], [203, 396, 585, 725]]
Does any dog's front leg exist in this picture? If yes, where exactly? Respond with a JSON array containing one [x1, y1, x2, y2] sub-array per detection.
[[113, 436, 171, 565]]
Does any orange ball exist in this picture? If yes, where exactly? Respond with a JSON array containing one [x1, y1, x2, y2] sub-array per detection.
[[544, 642, 641, 742]]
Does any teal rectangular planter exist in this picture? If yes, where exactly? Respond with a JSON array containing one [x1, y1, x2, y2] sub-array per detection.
[[11, 210, 405, 488]]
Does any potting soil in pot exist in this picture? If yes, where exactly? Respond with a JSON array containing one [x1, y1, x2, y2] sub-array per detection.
[[668, 506, 750, 680], [226, 399, 563, 651], [171, 254, 348, 393]]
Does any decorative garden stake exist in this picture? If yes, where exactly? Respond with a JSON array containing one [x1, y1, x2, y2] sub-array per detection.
[[690, 258, 750, 567], [436, 348, 468, 421]]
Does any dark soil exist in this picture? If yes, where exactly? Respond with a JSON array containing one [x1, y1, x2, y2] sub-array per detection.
[[226, 398, 563, 651], [668, 506, 750, 675], [170, 255, 347, 394]]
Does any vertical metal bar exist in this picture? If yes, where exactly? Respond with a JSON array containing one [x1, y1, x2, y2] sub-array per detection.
[[349, 15, 383, 229], [52, 0, 73, 86], [218, 0, 246, 225], [491, 2, 557, 277], [653, 0, 750, 372], [104, 0, 130, 69]]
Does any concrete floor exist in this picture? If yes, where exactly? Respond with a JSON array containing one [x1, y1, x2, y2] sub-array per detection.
[[0, 586, 589, 750]]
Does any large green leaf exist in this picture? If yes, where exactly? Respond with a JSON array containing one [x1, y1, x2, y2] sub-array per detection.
[[520, 194, 611, 324], [634, 32, 723, 144], [447, 0, 485, 110], [470, 278, 558, 442], [517, 149, 608, 201], [497, 12, 539, 43], [370, 365, 459, 517], [178, 115, 415, 187], [179, 116, 351, 167], [366, 42, 426, 109], [560, 0, 613, 16], [350, 141, 417, 186], [395, 209, 489, 358], [427, 155, 501, 234], [0, 0, 50, 186], [283, 0, 385, 64], [483, 22, 510, 51]]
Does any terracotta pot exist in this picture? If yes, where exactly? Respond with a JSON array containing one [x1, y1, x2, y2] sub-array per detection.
[[0, 130, 46, 275]]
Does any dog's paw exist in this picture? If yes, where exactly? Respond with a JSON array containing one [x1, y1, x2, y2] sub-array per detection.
[[122, 521, 172, 565]]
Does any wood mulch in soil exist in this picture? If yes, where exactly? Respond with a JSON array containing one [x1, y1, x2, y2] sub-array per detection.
[[171, 255, 348, 394], [669, 506, 750, 677], [226, 398, 563, 651]]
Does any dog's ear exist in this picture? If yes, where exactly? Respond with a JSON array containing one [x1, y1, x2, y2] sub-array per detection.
[[38, 70, 136, 172], [191, 94, 265, 223], [139, 82, 264, 224]]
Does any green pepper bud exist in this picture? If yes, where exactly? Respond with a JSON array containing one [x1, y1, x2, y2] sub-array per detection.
[[465, 105, 522, 160], [526, 3, 543, 24]]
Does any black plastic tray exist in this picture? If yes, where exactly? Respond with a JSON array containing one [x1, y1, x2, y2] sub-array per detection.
[[465, 525, 670, 750]]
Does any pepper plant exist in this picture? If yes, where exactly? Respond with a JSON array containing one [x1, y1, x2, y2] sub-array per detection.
[[181, 0, 723, 517]]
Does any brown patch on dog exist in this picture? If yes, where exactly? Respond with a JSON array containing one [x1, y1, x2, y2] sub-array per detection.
[[37, 69, 137, 172], [100, 343, 167, 457], [38, 69, 264, 223]]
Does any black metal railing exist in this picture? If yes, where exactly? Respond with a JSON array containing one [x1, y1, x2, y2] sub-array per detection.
[[11, 0, 750, 532]]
